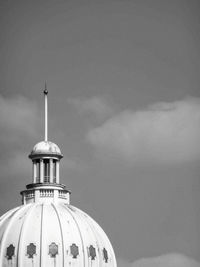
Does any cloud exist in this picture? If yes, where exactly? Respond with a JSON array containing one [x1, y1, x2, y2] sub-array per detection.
[[67, 96, 114, 120], [130, 254, 200, 267], [117, 258, 132, 267], [87, 97, 200, 163], [117, 254, 200, 267]]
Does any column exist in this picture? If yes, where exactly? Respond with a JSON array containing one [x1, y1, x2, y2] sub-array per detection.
[[50, 158, 53, 183], [40, 159, 44, 183], [56, 161, 60, 184], [33, 161, 37, 183]]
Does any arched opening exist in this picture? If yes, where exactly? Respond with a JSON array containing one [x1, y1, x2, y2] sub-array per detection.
[[36, 159, 40, 183], [44, 159, 50, 183], [53, 159, 57, 183]]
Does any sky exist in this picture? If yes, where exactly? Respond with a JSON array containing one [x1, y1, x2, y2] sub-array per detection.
[[0, 0, 200, 266]]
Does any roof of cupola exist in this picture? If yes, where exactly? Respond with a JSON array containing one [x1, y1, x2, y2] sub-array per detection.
[[29, 140, 63, 158]]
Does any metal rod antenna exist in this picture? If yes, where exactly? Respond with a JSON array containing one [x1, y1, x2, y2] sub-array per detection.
[[44, 83, 48, 141]]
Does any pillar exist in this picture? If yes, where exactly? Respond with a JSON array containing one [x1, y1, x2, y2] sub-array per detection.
[[40, 159, 44, 183], [33, 161, 37, 183], [50, 158, 53, 183], [56, 161, 60, 183]]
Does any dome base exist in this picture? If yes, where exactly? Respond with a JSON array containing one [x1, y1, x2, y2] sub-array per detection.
[[20, 184, 71, 205]]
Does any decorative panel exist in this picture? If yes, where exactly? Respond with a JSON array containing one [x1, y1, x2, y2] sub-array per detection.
[[70, 243, 79, 259], [103, 248, 108, 263], [49, 242, 58, 258], [27, 243, 36, 258], [6, 244, 15, 260], [89, 245, 96, 260]]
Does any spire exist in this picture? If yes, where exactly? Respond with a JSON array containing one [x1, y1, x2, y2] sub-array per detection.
[[22, 87, 68, 205], [44, 82, 48, 141]]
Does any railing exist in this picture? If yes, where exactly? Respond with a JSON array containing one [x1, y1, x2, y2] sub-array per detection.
[[35, 176, 56, 183], [40, 189, 54, 197], [25, 190, 34, 199], [44, 176, 50, 183], [58, 190, 68, 199], [22, 189, 69, 203]]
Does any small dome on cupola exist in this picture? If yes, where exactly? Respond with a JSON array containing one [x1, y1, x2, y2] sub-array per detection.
[[30, 141, 63, 158], [0, 86, 117, 267]]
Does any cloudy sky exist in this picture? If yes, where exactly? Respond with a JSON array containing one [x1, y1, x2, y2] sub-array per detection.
[[0, 0, 200, 266]]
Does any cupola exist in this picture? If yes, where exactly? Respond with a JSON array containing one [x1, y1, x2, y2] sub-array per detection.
[[20, 88, 70, 205]]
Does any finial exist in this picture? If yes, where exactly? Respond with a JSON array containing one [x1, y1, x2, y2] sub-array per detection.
[[44, 83, 48, 141], [44, 81, 48, 95]]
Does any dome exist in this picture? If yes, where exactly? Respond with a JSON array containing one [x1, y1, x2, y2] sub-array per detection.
[[0, 202, 116, 267], [29, 141, 63, 158]]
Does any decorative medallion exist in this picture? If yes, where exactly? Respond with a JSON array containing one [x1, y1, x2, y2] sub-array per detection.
[[103, 248, 108, 263], [6, 244, 15, 260], [49, 242, 58, 258], [89, 245, 96, 260], [27, 243, 36, 258], [70, 243, 79, 258]]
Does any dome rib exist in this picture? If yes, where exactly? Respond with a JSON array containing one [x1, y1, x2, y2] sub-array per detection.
[[79, 211, 103, 266], [51, 203, 65, 267], [76, 207, 117, 266], [72, 207, 101, 266], [0, 207, 20, 226], [89, 215, 117, 266], [0, 207, 21, 241], [0, 204, 31, 265], [62, 204, 86, 267], [40, 204, 44, 267], [17, 204, 36, 266]]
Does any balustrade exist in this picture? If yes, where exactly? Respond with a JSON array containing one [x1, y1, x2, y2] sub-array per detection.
[[25, 190, 34, 199], [58, 190, 68, 199], [40, 189, 54, 197]]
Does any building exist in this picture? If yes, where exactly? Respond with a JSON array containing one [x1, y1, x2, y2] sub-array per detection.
[[0, 89, 117, 267]]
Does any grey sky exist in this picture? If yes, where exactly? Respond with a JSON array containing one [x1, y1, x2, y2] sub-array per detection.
[[0, 0, 200, 266]]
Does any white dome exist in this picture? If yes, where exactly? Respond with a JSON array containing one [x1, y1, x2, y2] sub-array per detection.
[[0, 202, 117, 267], [30, 141, 62, 157]]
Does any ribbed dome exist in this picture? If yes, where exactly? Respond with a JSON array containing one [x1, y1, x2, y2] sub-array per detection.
[[0, 202, 116, 267], [29, 141, 62, 158]]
